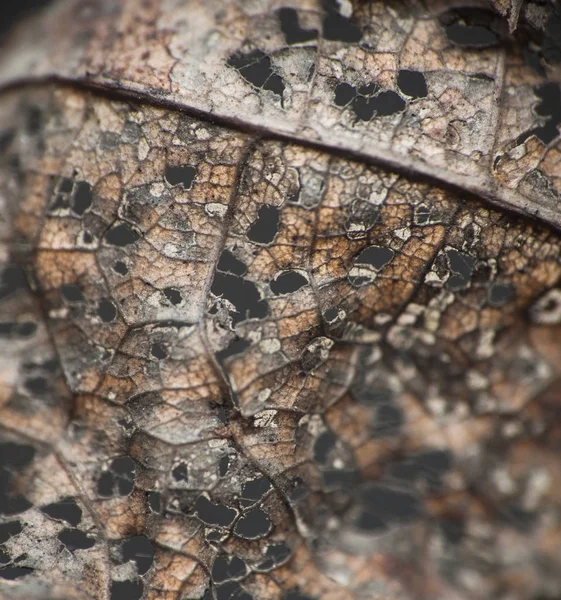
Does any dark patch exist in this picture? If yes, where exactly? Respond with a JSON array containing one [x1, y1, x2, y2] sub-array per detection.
[[121, 536, 154, 575], [24, 376, 48, 395], [414, 204, 431, 225], [97, 457, 136, 497], [104, 223, 139, 247], [517, 83, 561, 145], [257, 542, 292, 571], [41, 498, 82, 527], [234, 508, 272, 539], [110, 580, 143, 600], [72, 181, 93, 216], [247, 205, 280, 245], [172, 462, 188, 483], [194, 496, 237, 527], [334, 82, 356, 106], [397, 70, 428, 99], [217, 249, 247, 276], [150, 343, 168, 360], [322, 0, 362, 43], [0, 443, 35, 469], [60, 284, 85, 303], [334, 81, 406, 120], [354, 246, 394, 270], [219, 456, 230, 477], [216, 581, 253, 600], [389, 450, 452, 491], [277, 8, 318, 45], [0, 521, 22, 544], [323, 307, 339, 322], [147, 491, 162, 513], [0, 266, 25, 301], [441, 8, 500, 47], [227, 50, 285, 99], [439, 517, 465, 544], [212, 555, 247, 583], [0, 565, 34, 580], [97, 298, 117, 322], [211, 272, 268, 324], [313, 431, 337, 465], [163, 287, 183, 306], [58, 528, 96, 551], [489, 282, 515, 306], [113, 261, 129, 275], [241, 477, 271, 502], [216, 338, 251, 363], [0, 322, 37, 338], [165, 165, 196, 189], [446, 249, 474, 290], [357, 484, 423, 530], [270, 271, 308, 295], [372, 403, 403, 437]]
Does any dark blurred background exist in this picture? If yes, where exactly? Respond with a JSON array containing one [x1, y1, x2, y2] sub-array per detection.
[[0, 0, 53, 42]]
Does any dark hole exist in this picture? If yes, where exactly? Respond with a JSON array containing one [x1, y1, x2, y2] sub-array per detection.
[[211, 272, 268, 324], [227, 50, 285, 99], [24, 376, 47, 395], [18, 322, 37, 337], [323, 307, 339, 322], [121, 535, 154, 575], [397, 70, 428, 99], [247, 205, 280, 245], [113, 261, 129, 275], [489, 282, 515, 307], [172, 463, 188, 482], [110, 580, 144, 600], [97, 298, 117, 322], [216, 338, 251, 363], [194, 496, 237, 527], [105, 223, 139, 247], [354, 246, 394, 270], [97, 472, 116, 497], [415, 204, 431, 225], [219, 456, 230, 476], [441, 8, 499, 48], [517, 83, 561, 145], [0, 493, 32, 516], [72, 181, 93, 216], [439, 517, 465, 544], [0, 565, 34, 580], [216, 581, 253, 600], [165, 165, 196, 189], [334, 82, 357, 106], [41, 498, 82, 527], [446, 249, 474, 290], [0, 266, 25, 301], [60, 284, 85, 303], [58, 528, 96, 551], [151, 343, 168, 360], [241, 477, 271, 501], [366, 90, 406, 118], [217, 249, 247, 276], [277, 8, 318, 45], [0, 443, 35, 469], [322, 0, 362, 43], [0, 521, 22, 544], [234, 508, 272, 539], [212, 555, 247, 583], [270, 271, 308, 295], [147, 491, 162, 513], [263, 542, 291, 566], [163, 287, 183, 306], [313, 431, 337, 465]]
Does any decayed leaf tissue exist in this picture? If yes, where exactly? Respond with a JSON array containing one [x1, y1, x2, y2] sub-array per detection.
[[0, 1, 560, 599]]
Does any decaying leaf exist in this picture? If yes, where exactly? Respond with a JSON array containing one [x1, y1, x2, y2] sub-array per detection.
[[0, 1, 560, 599]]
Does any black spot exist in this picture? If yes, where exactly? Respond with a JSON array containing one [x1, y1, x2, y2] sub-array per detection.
[[217, 249, 247, 276], [277, 8, 318, 45], [247, 205, 280, 245], [72, 181, 93, 216], [0, 521, 22, 544], [241, 477, 271, 502], [216, 581, 253, 600], [97, 457, 136, 498], [357, 484, 423, 530], [172, 462, 188, 483], [439, 517, 465, 544], [147, 491, 162, 514], [113, 261, 128, 275], [0, 266, 25, 301], [121, 536, 154, 575], [322, 0, 362, 43], [517, 83, 561, 145], [97, 298, 117, 322], [41, 498, 82, 527], [313, 431, 337, 465], [216, 338, 251, 363], [446, 249, 474, 290], [389, 450, 452, 491], [194, 496, 237, 527], [0, 565, 34, 580], [105, 223, 139, 247], [219, 456, 230, 477], [58, 528, 96, 551], [441, 8, 500, 48], [24, 376, 48, 395], [163, 287, 183, 306], [334, 82, 356, 106], [354, 246, 394, 270], [165, 165, 196, 189], [211, 273, 268, 324], [234, 508, 272, 539], [323, 307, 339, 322], [150, 343, 167, 360], [270, 271, 308, 295], [212, 555, 247, 583], [414, 204, 431, 225], [110, 580, 143, 600], [227, 50, 285, 99], [489, 282, 515, 307], [397, 70, 428, 99], [366, 90, 406, 118], [60, 284, 85, 303], [0, 443, 35, 469]]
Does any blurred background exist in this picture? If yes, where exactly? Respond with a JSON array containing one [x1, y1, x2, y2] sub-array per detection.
[[0, 0, 53, 43]]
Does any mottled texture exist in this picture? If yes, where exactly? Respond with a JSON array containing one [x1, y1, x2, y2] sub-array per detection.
[[0, 2, 560, 600]]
